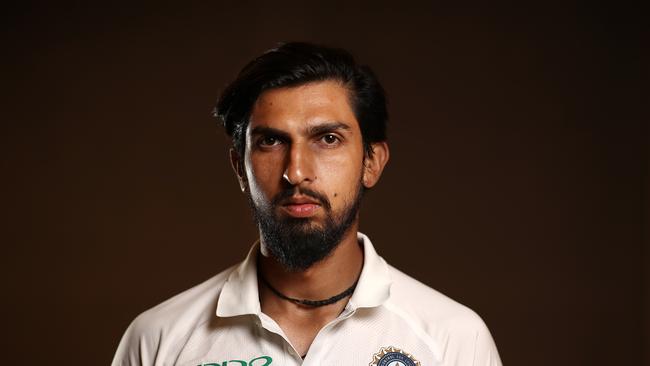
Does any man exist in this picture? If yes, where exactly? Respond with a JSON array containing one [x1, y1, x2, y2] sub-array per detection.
[[113, 42, 502, 366]]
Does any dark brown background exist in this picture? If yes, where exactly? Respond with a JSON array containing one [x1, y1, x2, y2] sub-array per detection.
[[3, 2, 647, 365]]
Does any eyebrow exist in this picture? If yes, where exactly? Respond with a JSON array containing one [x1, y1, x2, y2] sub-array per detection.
[[250, 121, 351, 139], [249, 126, 290, 139], [306, 121, 351, 136]]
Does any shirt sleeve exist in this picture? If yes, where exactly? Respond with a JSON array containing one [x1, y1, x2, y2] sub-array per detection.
[[111, 316, 160, 366], [472, 322, 502, 366]]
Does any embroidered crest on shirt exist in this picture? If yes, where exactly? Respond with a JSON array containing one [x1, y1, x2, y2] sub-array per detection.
[[369, 346, 420, 366]]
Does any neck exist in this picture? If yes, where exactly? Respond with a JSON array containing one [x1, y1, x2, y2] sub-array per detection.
[[257, 225, 364, 311]]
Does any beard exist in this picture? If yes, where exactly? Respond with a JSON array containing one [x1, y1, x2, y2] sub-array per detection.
[[248, 182, 364, 272]]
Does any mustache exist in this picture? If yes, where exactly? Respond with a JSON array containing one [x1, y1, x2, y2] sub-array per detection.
[[271, 187, 332, 211]]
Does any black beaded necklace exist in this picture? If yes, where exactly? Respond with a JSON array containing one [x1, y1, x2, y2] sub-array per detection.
[[258, 271, 359, 307]]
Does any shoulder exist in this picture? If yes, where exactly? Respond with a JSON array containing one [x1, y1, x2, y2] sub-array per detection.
[[386, 265, 483, 329], [112, 266, 236, 366], [132, 266, 234, 331], [384, 265, 502, 365]]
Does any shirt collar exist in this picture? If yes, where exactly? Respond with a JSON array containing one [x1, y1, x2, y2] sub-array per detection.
[[216, 232, 392, 318], [349, 232, 392, 309], [216, 242, 262, 317]]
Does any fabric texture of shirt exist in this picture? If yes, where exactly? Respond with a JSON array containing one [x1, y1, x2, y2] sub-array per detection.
[[113, 233, 502, 366]]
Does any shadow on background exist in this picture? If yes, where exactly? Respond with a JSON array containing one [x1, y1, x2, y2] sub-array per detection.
[[2, 2, 647, 365]]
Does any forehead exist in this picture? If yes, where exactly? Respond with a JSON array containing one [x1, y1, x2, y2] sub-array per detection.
[[248, 80, 360, 132]]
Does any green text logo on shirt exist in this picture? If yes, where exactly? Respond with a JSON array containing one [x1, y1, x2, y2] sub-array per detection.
[[197, 355, 272, 366]]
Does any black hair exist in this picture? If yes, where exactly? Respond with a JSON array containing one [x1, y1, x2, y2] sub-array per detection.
[[214, 42, 388, 157]]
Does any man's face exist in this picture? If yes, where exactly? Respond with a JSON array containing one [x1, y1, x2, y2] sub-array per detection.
[[238, 80, 367, 271]]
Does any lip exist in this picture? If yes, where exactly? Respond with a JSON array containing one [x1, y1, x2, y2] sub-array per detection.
[[281, 195, 320, 205], [280, 195, 321, 218]]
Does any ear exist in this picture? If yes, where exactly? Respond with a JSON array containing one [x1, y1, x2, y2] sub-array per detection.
[[362, 142, 390, 189], [229, 148, 247, 192]]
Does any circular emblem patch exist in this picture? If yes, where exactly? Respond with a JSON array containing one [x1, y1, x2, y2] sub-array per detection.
[[369, 346, 420, 366]]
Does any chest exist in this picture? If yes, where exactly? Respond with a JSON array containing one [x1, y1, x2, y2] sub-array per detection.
[[175, 308, 440, 366]]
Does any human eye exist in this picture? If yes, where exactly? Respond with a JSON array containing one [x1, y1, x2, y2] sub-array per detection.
[[318, 133, 341, 147], [257, 135, 283, 147]]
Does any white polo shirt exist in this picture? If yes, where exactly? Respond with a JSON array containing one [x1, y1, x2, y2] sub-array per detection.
[[113, 233, 502, 366]]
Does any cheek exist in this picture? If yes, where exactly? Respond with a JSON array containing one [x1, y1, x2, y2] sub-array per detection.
[[318, 155, 363, 199], [245, 154, 283, 201]]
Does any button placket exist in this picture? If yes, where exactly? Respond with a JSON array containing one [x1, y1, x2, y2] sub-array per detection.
[[301, 308, 357, 364], [284, 343, 304, 365], [255, 314, 302, 365]]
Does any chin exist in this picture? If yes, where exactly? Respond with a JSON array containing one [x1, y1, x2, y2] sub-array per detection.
[[282, 217, 325, 230]]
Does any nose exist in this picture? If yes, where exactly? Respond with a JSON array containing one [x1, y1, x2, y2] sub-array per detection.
[[283, 142, 316, 186]]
